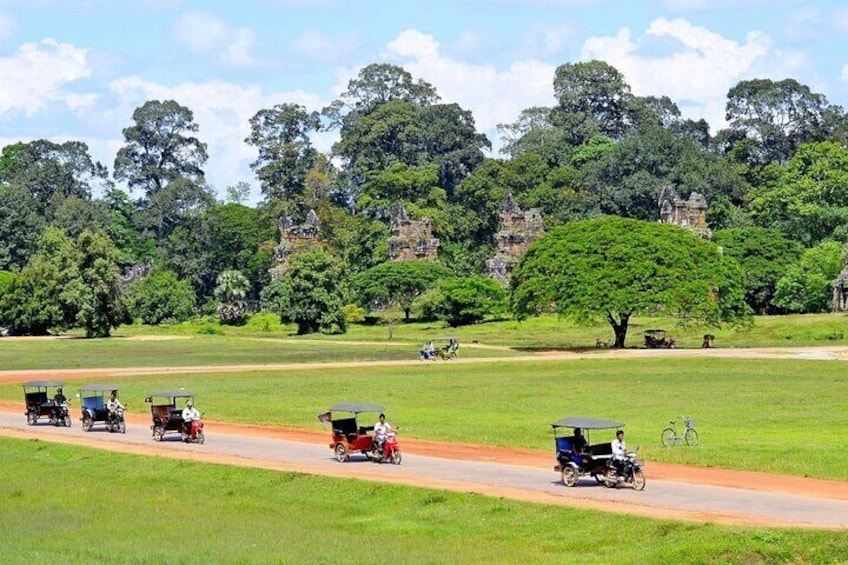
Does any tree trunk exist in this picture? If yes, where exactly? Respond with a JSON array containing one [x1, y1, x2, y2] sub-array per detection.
[[606, 311, 631, 348]]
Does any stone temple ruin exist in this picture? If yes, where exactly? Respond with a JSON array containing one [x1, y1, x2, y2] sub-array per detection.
[[486, 194, 545, 285], [387, 202, 439, 261], [833, 268, 848, 312], [268, 209, 321, 280], [658, 186, 711, 238]]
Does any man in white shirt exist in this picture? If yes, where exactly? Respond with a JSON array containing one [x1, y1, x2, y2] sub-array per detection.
[[182, 400, 201, 437], [373, 413, 393, 452], [611, 429, 626, 474], [106, 390, 125, 424]]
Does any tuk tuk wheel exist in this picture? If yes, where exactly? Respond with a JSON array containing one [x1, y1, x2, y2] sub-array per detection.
[[334, 443, 349, 463], [117, 420, 127, 434], [152, 426, 164, 441], [561, 465, 578, 487], [632, 470, 646, 491], [390, 449, 402, 465], [195, 430, 205, 444], [64, 415, 72, 427], [82, 415, 93, 432], [26, 411, 36, 425]]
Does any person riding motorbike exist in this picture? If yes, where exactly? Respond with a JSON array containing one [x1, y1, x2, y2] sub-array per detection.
[[373, 413, 393, 454], [181, 400, 201, 438], [52, 387, 68, 420], [106, 390, 125, 425], [611, 429, 626, 475]]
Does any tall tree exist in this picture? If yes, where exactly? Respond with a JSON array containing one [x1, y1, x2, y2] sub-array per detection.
[[0, 140, 110, 213], [281, 251, 347, 334], [725, 78, 845, 165], [245, 103, 321, 202], [0, 183, 44, 270], [114, 100, 208, 197], [354, 260, 449, 321], [72, 230, 130, 337], [511, 216, 749, 347]]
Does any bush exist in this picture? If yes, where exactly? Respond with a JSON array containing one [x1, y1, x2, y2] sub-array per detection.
[[126, 270, 196, 325], [426, 276, 507, 327], [341, 303, 366, 324]]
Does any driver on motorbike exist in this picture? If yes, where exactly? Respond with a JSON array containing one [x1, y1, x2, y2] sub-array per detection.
[[611, 429, 626, 474], [182, 400, 201, 437], [52, 387, 67, 419], [106, 390, 125, 423], [373, 413, 393, 452]]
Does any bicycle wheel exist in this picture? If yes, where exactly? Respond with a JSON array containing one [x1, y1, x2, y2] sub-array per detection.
[[661, 428, 675, 447], [684, 428, 699, 447]]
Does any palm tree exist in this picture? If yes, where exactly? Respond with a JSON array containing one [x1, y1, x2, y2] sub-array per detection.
[[214, 269, 250, 325]]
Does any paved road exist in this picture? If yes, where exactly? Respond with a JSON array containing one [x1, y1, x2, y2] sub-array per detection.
[[2, 410, 847, 529]]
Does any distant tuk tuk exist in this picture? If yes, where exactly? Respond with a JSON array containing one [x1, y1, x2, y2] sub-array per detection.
[[644, 329, 675, 348], [79, 384, 126, 433], [23, 380, 71, 427], [145, 390, 204, 444]]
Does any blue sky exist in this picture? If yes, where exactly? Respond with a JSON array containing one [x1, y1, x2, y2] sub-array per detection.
[[2, 0, 847, 202]]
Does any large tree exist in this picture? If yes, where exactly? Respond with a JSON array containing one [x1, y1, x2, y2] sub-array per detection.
[[114, 100, 208, 197], [280, 251, 346, 334], [511, 216, 749, 347], [0, 140, 110, 213], [354, 260, 449, 321], [0, 183, 44, 270], [725, 78, 846, 166], [245, 103, 321, 202]]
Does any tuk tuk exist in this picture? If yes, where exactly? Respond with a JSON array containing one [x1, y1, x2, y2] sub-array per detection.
[[318, 403, 401, 464], [23, 380, 71, 427], [79, 384, 126, 433], [145, 390, 204, 443], [552, 417, 623, 487], [644, 329, 675, 348]]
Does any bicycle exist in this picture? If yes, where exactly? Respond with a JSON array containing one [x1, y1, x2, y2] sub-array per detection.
[[661, 416, 698, 447]]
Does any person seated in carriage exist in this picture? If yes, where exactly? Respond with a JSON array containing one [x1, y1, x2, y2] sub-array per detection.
[[420, 341, 436, 360]]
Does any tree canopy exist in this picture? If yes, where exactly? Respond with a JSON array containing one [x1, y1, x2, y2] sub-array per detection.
[[511, 216, 750, 347]]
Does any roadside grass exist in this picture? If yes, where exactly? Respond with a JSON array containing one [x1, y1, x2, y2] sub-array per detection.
[[0, 334, 515, 370], [2, 357, 846, 480], [109, 312, 848, 349], [1, 437, 846, 565]]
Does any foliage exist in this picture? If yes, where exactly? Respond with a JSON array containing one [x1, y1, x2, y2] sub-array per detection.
[[113, 99, 208, 197], [0, 183, 44, 270], [214, 269, 251, 326], [280, 251, 347, 334], [420, 275, 507, 326], [511, 216, 750, 346], [772, 241, 842, 313], [712, 227, 803, 313], [354, 260, 450, 321], [126, 270, 197, 325], [341, 303, 366, 323], [245, 103, 321, 201]]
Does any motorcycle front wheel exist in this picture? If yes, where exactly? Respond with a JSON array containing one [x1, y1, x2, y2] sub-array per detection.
[[390, 449, 402, 465], [632, 470, 646, 491], [117, 420, 126, 434], [64, 415, 72, 427]]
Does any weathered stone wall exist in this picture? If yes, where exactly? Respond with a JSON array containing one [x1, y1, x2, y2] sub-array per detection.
[[387, 202, 440, 261], [269, 209, 321, 280], [486, 194, 545, 285]]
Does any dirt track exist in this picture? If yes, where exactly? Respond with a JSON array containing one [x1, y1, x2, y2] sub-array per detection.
[[3, 345, 848, 529]]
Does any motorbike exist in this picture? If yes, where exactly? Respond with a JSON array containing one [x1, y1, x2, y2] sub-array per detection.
[[603, 452, 646, 490], [180, 419, 205, 444], [50, 401, 72, 427], [106, 406, 127, 434], [366, 431, 402, 464]]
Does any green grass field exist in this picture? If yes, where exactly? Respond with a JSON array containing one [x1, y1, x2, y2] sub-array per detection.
[[2, 437, 846, 565], [110, 312, 848, 349], [3, 357, 846, 480]]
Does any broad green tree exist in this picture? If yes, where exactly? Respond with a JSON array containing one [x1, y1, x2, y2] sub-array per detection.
[[126, 270, 196, 325], [511, 216, 749, 347], [281, 251, 346, 334], [114, 100, 208, 197], [422, 275, 507, 327], [713, 228, 803, 314], [773, 241, 843, 313], [245, 103, 321, 202], [0, 140, 110, 213], [72, 230, 130, 337], [354, 260, 449, 321]]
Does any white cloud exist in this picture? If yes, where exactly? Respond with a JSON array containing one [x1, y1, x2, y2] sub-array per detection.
[[109, 76, 327, 196], [173, 11, 258, 68], [381, 29, 556, 141], [834, 7, 848, 32], [580, 17, 772, 129], [290, 29, 360, 64], [0, 39, 92, 116]]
